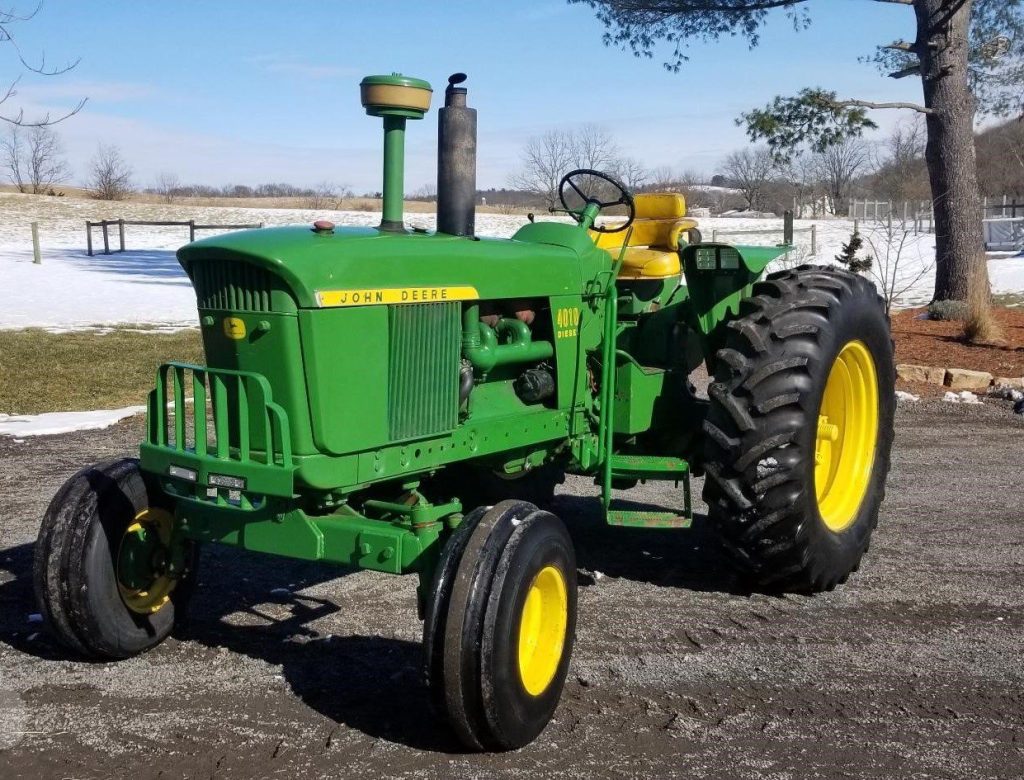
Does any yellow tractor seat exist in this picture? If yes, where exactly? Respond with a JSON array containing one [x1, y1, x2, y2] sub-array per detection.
[[589, 192, 698, 280]]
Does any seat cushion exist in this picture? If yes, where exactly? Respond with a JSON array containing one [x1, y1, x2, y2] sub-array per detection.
[[616, 247, 681, 279]]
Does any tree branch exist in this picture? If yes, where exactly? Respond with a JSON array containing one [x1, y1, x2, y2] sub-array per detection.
[[834, 98, 934, 115]]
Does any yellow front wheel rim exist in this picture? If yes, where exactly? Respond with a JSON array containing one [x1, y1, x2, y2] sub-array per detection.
[[814, 340, 880, 533], [116, 507, 177, 615], [517, 565, 568, 696]]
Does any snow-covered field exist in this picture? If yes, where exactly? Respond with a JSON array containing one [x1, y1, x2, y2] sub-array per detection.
[[1, 193, 1021, 331]]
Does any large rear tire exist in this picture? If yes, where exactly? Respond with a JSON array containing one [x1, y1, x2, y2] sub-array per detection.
[[33, 458, 197, 659], [701, 266, 895, 593]]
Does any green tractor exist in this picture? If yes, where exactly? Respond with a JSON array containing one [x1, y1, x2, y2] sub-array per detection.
[[34, 73, 894, 751]]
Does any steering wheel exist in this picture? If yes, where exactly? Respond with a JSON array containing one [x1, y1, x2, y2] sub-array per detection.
[[558, 169, 635, 234]]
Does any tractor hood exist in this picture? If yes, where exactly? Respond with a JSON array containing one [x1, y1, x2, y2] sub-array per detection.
[[177, 224, 591, 308]]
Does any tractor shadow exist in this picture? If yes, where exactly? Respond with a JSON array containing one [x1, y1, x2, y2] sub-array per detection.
[[0, 488, 744, 753], [552, 492, 748, 595], [0, 540, 458, 752]]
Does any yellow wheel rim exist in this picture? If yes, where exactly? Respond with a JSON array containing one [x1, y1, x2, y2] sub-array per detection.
[[116, 507, 177, 615], [814, 340, 879, 533], [517, 565, 568, 696]]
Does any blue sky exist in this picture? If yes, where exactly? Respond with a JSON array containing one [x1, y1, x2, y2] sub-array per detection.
[[8, 0, 927, 192]]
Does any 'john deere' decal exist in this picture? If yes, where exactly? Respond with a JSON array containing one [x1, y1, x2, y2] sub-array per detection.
[[316, 286, 479, 307]]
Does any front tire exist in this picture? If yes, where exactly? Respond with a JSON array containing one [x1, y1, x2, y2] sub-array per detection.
[[424, 500, 577, 750], [33, 458, 197, 659], [701, 266, 895, 592]]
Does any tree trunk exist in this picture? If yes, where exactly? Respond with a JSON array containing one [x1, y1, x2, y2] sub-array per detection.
[[915, 0, 986, 302]]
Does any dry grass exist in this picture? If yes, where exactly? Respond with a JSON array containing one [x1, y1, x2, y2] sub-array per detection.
[[963, 257, 1003, 344], [0, 328, 203, 415], [0, 184, 527, 214]]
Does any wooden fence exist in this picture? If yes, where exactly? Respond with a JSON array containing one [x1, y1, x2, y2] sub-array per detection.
[[85, 219, 264, 256], [851, 196, 1023, 234], [710, 211, 818, 255]]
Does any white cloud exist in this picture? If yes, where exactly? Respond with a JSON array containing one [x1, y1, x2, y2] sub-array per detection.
[[246, 55, 361, 81]]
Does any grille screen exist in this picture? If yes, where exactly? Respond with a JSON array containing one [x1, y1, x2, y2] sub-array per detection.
[[388, 302, 460, 440], [192, 259, 275, 312]]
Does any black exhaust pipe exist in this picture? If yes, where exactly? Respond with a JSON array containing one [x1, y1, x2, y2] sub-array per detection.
[[437, 73, 476, 237]]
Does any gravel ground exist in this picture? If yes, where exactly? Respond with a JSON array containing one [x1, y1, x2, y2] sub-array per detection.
[[1, 400, 1022, 779]]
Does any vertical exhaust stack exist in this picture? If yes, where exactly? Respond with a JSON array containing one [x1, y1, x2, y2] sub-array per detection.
[[437, 73, 477, 237]]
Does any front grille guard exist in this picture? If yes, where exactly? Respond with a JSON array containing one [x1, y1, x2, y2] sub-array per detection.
[[141, 362, 295, 510]]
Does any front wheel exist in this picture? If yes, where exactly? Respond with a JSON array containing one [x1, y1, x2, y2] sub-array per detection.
[[33, 458, 197, 659], [701, 266, 895, 593], [423, 500, 577, 750]]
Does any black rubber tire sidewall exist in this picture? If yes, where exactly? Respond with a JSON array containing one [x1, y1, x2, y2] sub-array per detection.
[[793, 290, 894, 579], [480, 510, 577, 750], [34, 458, 196, 659]]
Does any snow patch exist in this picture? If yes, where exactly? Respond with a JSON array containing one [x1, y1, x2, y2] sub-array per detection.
[[989, 385, 1024, 403], [756, 457, 779, 478], [942, 391, 983, 405], [895, 390, 920, 402], [0, 406, 145, 437]]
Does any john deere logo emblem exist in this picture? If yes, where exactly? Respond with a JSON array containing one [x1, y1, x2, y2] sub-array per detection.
[[223, 317, 246, 340]]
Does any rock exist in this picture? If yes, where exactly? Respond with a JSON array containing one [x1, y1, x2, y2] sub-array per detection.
[[1015, 398, 1024, 415], [944, 368, 993, 392], [896, 364, 945, 384], [993, 377, 1024, 390]]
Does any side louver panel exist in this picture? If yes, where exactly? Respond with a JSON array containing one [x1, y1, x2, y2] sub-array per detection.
[[388, 302, 460, 441], [191, 259, 275, 312]]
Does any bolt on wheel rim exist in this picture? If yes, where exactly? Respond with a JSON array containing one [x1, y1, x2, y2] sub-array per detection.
[[814, 340, 879, 533], [116, 507, 177, 614], [517, 565, 568, 696]]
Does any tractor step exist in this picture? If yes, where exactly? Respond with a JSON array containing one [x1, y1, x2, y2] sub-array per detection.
[[606, 508, 693, 529], [609, 454, 689, 481]]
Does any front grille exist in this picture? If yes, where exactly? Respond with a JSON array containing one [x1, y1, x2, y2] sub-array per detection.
[[388, 302, 460, 440], [192, 259, 275, 312]]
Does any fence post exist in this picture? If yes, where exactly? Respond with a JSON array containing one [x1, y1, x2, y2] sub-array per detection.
[[189, 220, 195, 243], [31, 222, 41, 264], [810, 224, 817, 256], [86, 221, 93, 256], [712, 229, 718, 243], [118, 219, 125, 252], [1003, 194, 1008, 218], [854, 219, 859, 235], [102, 222, 110, 255], [783, 210, 794, 245]]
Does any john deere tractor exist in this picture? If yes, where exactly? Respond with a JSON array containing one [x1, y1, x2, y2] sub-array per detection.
[[34, 73, 894, 751]]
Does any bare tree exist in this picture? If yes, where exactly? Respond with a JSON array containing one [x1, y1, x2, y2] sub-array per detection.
[[860, 217, 935, 314], [88, 144, 133, 201], [871, 118, 929, 204], [510, 125, 622, 208], [1, 3, 85, 126], [813, 137, 869, 216], [647, 165, 677, 191], [612, 156, 649, 191], [774, 152, 822, 217], [721, 146, 775, 211], [410, 181, 437, 202], [153, 171, 180, 203], [306, 180, 340, 209], [0, 124, 70, 193]]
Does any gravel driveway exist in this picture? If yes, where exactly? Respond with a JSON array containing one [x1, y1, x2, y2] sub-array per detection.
[[1, 400, 1022, 779]]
